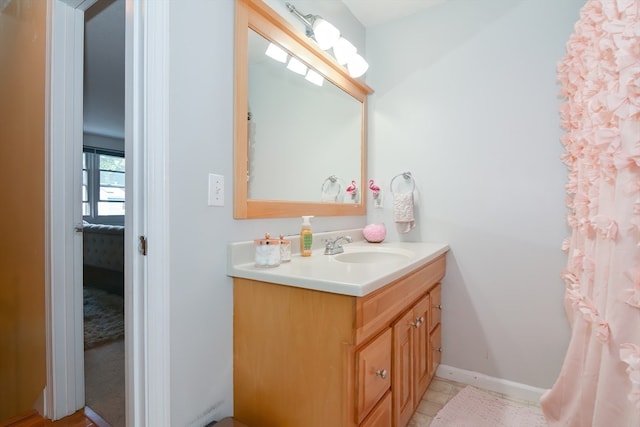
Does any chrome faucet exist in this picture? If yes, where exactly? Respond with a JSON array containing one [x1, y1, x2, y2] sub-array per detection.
[[323, 235, 352, 255]]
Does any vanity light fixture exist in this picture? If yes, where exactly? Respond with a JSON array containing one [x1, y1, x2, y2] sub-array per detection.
[[286, 2, 369, 78], [311, 19, 341, 50], [286, 2, 340, 50], [265, 42, 288, 63], [346, 53, 369, 78], [333, 37, 357, 65]]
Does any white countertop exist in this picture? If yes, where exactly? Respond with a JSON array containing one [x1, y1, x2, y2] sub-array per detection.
[[227, 229, 449, 297]]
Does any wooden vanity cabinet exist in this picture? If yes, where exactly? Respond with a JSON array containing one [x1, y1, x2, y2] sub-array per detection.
[[361, 391, 393, 427], [392, 294, 430, 427], [233, 255, 445, 427], [356, 328, 392, 424], [429, 285, 443, 380]]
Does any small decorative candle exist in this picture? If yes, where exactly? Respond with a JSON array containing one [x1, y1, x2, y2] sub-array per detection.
[[279, 234, 291, 262]]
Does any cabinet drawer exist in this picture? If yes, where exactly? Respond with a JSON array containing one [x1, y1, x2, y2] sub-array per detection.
[[356, 328, 392, 424], [430, 283, 442, 332], [356, 255, 446, 343], [360, 391, 392, 427]]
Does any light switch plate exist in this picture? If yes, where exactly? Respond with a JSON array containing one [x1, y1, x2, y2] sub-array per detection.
[[208, 173, 224, 206]]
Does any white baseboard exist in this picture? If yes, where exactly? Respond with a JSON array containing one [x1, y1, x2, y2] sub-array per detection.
[[435, 364, 547, 403]]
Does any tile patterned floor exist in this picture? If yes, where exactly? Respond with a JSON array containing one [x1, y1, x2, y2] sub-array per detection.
[[408, 377, 541, 426]]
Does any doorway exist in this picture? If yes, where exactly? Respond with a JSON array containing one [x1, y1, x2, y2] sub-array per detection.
[[82, 1, 126, 425], [48, 0, 170, 425]]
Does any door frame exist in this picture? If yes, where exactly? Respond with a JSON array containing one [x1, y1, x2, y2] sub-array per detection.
[[45, 0, 171, 424]]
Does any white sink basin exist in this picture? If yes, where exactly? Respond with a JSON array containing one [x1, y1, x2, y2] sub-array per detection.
[[334, 248, 413, 264]]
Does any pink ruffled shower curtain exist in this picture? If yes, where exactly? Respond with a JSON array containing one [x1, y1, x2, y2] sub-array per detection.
[[539, 0, 640, 426]]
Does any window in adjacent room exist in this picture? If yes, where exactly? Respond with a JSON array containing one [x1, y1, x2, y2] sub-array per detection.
[[83, 148, 125, 224]]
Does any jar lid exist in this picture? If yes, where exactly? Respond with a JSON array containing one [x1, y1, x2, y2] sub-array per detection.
[[254, 232, 280, 245], [279, 234, 291, 244]]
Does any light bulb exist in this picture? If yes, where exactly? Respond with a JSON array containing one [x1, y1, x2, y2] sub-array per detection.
[[333, 37, 357, 66], [312, 18, 340, 50], [347, 54, 369, 78]]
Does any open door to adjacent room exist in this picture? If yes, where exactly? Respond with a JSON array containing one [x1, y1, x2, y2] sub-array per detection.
[[81, 1, 126, 425]]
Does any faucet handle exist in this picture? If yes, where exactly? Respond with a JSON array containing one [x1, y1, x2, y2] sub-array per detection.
[[323, 235, 352, 255], [335, 235, 353, 246]]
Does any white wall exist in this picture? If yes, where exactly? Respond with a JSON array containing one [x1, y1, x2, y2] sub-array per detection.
[[167, 1, 365, 425], [366, 0, 583, 388]]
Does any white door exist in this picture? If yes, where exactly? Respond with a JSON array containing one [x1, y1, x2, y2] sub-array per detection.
[[47, 0, 170, 425]]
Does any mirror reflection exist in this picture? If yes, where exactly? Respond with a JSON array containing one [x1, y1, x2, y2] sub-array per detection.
[[247, 29, 363, 203]]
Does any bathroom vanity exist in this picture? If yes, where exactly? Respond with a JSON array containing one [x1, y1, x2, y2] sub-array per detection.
[[228, 234, 448, 427]]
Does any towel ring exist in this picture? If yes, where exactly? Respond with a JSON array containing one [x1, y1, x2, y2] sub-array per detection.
[[390, 171, 415, 193], [321, 175, 343, 195]]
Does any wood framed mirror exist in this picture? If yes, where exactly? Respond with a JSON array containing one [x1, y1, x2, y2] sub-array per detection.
[[234, 0, 373, 219]]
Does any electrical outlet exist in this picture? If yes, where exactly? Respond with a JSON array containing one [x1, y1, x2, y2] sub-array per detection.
[[208, 173, 224, 206]]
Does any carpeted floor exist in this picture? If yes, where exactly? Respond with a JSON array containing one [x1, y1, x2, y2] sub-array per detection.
[[84, 287, 124, 349]]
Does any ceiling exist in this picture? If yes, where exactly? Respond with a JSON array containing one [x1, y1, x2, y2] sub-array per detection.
[[342, 0, 446, 27], [82, 0, 444, 140], [83, 0, 125, 139]]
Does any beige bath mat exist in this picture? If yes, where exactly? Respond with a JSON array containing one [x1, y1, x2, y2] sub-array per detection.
[[430, 386, 547, 427]]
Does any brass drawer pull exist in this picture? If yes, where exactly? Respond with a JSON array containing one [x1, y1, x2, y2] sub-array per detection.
[[375, 369, 388, 379]]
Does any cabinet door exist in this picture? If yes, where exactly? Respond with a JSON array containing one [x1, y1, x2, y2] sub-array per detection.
[[357, 328, 392, 424], [430, 323, 442, 380], [430, 283, 442, 332], [392, 308, 415, 427], [412, 295, 431, 404], [360, 391, 392, 427]]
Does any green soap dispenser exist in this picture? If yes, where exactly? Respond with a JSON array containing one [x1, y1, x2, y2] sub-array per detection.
[[300, 216, 314, 257]]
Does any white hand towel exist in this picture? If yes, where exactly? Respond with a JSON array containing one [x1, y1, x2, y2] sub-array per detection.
[[393, 192, 415, 234], [320, 192, 337, 202]]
